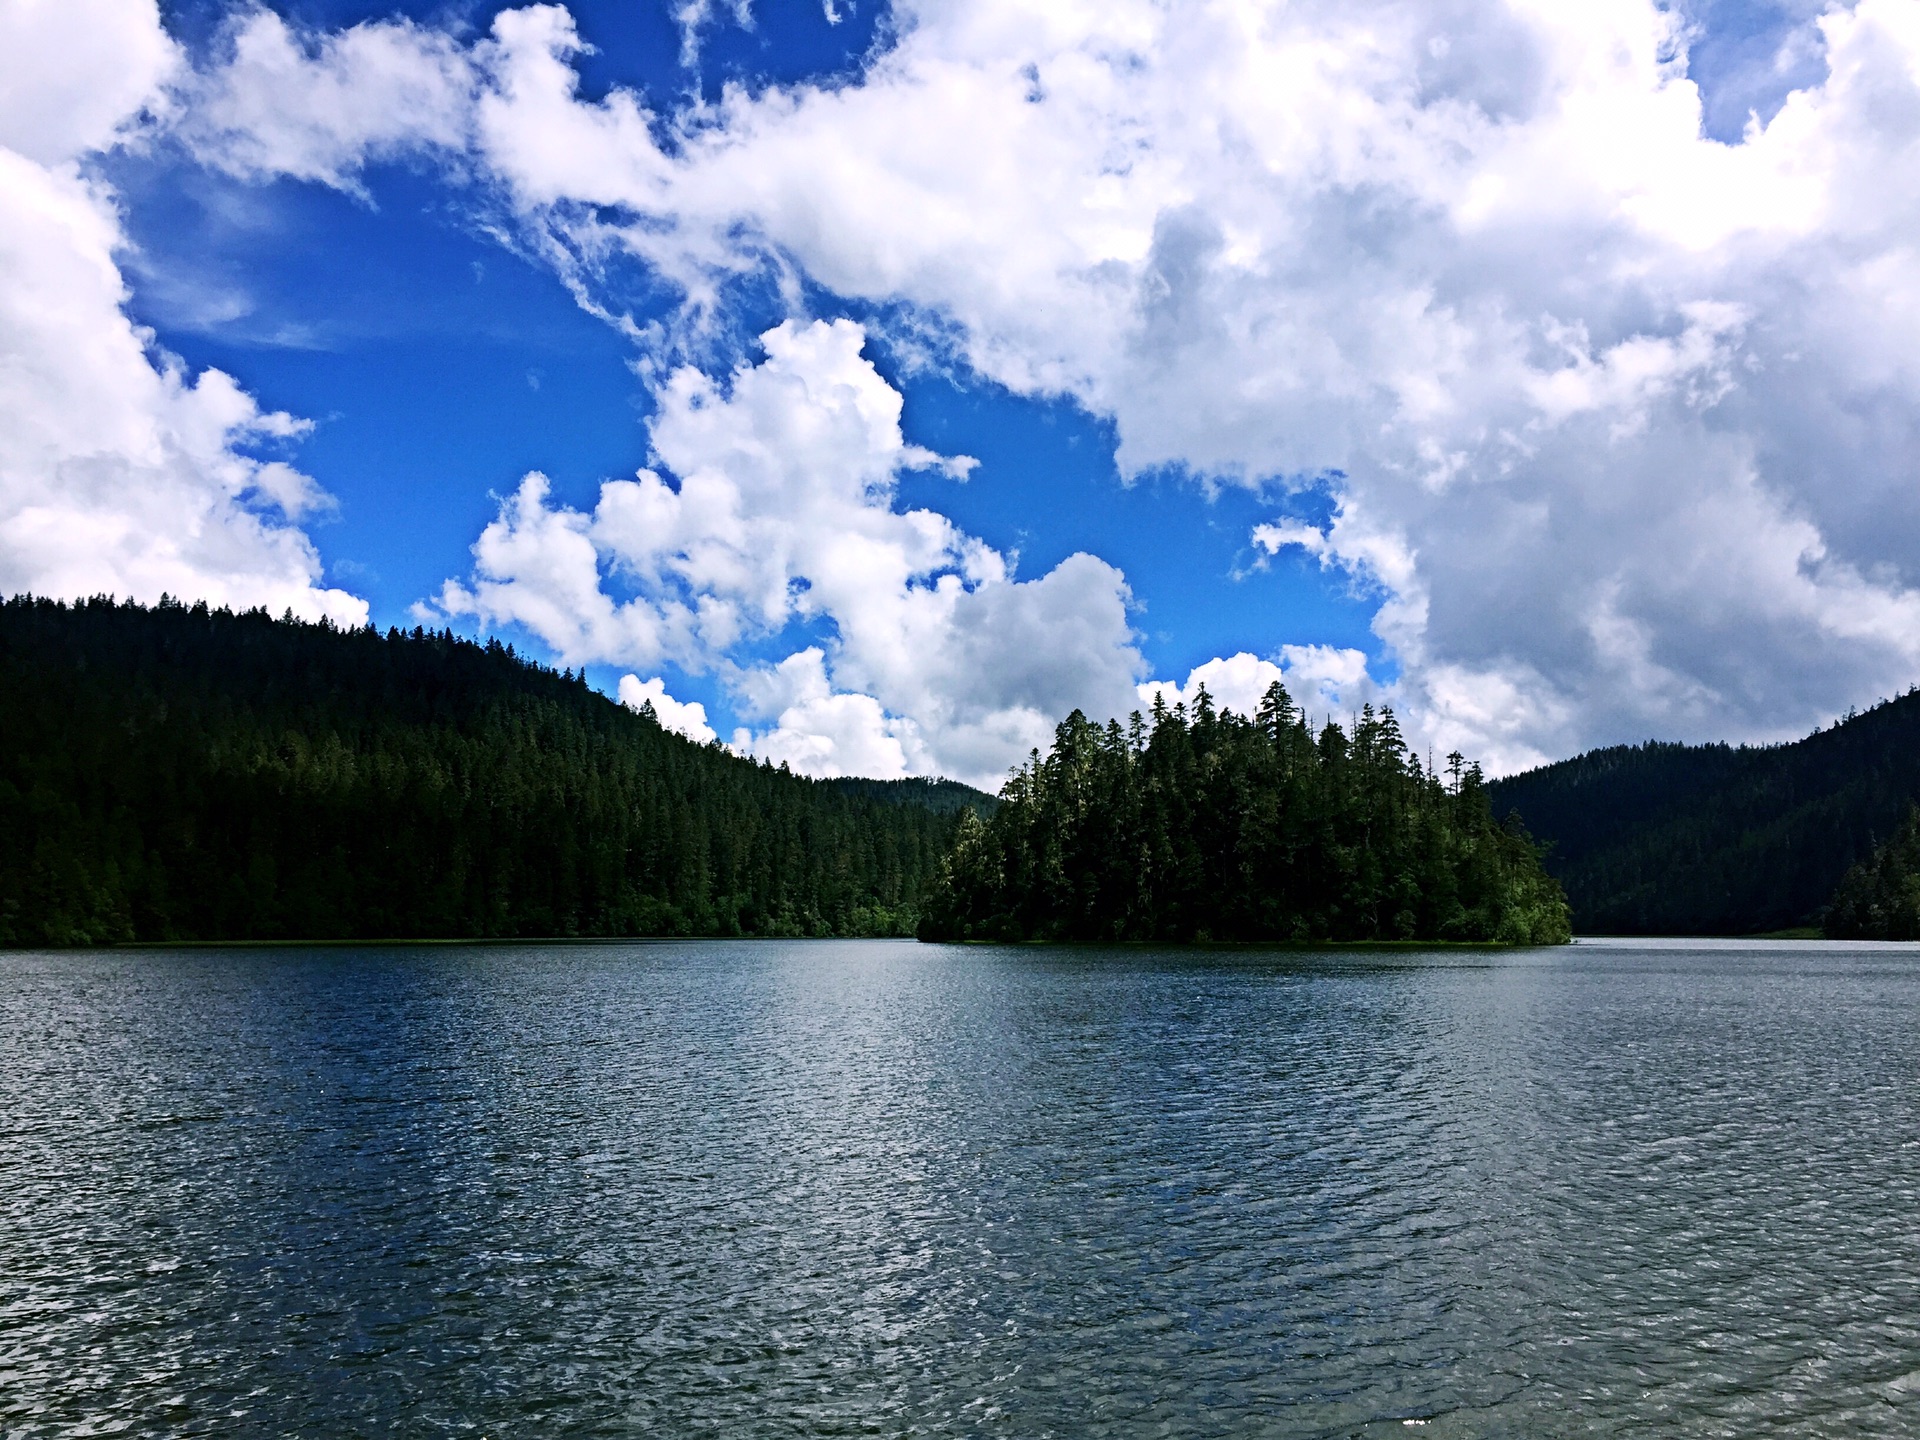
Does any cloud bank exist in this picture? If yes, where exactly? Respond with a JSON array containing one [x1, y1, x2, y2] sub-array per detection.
[[0, 0, 365, 625], [130, 0, 1920, 773], [433, 319, 1143, 787]]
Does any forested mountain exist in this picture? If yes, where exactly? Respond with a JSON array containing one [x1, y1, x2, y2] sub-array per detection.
[[825, 776, 997, 816], [1487, 689, 1920, 934], [919, 689, 1570, 945], [0, 596, 971, 946]]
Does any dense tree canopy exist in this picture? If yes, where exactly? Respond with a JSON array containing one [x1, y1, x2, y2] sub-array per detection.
[[0, 596, 969, 946], [918, 686, 1570, 945], [1825, 806, 1920, 940], [1487, 689, 1920, 934]]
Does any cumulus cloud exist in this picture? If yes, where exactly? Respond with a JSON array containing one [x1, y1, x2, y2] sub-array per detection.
[[177, 8, 474, 192], [434, 320, 1144, 786], [176, 0, 1920, 770], [1140, 647, 1380, 728], [450, 0, 1920, 770], [618, 672, 718, 744], [0, 0, 364, 624], [0, 0, 179, 165], [730, 647, 929, 779]]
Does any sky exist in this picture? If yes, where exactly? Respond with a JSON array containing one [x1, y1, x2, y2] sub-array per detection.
[[4, 0, 1919, 789]]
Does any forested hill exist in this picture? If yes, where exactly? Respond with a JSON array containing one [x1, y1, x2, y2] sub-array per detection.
[[1487, 689, 1920, 934], [826, 776, 997, 816], [0, 596, 977, 947]]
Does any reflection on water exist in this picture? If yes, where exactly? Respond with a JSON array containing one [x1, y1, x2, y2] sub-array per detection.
[[2, 939, 1918, 1436]]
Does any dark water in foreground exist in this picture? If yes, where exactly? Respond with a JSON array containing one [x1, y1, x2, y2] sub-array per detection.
[[3, 940, 1918, 1437]]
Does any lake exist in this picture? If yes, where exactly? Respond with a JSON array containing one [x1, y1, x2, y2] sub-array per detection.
[[3, 938, 1918, 1436]]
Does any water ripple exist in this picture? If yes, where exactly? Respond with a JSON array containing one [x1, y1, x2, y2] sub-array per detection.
[[2, 939, 1918, 1436]]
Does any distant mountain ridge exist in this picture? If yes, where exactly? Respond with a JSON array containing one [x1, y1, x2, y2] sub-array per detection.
[[0, 596, 971, 946], [825, 776, 997, 816], [1487, 690, 1920, 934]]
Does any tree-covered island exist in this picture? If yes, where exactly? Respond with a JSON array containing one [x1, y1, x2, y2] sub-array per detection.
[[918, 690, 1571, 945]]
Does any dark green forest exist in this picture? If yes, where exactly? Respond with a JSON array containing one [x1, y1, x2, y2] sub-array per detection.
[[1487, 689, 1920, 934], [1825, 806, 1920, 940], [822, 776, 997, 817], [0, 596, 970, 946], [918, 688, 1571, 945], [26, 595, 1914, 948]]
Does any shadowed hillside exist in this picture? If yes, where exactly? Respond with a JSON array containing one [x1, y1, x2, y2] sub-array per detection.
[[0, 596, 972, 946], [1488, 690, 1920, 934]]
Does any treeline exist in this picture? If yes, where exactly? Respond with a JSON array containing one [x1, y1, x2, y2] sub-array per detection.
[[0, 596, 969, 946], [918, 687, 1570, 945], [1486, 688, 1920, 934]]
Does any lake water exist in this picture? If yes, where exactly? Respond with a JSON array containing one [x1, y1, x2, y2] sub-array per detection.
[[3, 939, 1918, 1437]]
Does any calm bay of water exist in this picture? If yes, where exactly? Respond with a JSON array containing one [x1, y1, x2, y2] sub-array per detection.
[[3, 938, 1918, 1436]]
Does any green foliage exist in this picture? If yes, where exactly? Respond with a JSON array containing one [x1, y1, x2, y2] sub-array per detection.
[[1487, 688, 1920, 934], [1825, 805, 1920, 939], [917, 685, 1570, 946], [0, 596, 966, 946]]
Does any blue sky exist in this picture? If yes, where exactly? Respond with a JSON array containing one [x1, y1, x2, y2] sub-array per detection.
[[111, 141, 1376, 696], [6, 0, 1919, 785], [109, 0, 1386, 754]]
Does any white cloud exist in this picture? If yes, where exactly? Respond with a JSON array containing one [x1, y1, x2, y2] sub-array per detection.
[[728, 647, 927, 779], [435, 320, 1144, 787], [177, 0, 1920, 768], [451, 0, 1920, 768], [1140, 647, 1380, 728], [1250, 521, 1333, 565], [672, 0, 754, 67], [0, 0, 365, 625], [0, 0, 179, 165], [431, 470, 680, 667], [178, 8, 474, 192], [1275, 645, 1382, 720], [618, 672, 718, 743]]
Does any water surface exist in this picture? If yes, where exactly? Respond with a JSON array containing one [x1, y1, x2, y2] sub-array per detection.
[[3, 938, 1918, 1436]]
